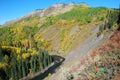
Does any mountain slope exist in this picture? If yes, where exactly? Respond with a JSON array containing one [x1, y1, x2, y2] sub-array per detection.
[[3, 2, 76, 26], [0, 3, 118, 55], [0, 3, 119, 80]]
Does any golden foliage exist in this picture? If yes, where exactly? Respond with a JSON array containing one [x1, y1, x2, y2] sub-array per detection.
[[2, 46, 21, 54], [60, 30, 71, 52], [0, 62, 7, 68], [22, 53, 30, 59], [31, 50, 38, 55], [21, 39, 29, 47]]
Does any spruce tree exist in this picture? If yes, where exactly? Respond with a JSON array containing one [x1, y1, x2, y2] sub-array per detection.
[[13, 52, 18, 80], [43, 51, 47, 68], [49, 55, 52, 65], [33, 55, 36, 72], [11, 53, 16, 80], [38, 49, 43, 70], [22, 59, 26, 77], [30, 56, 34, 73], [18, 59, 22, 79], [4, 55, 10, 79], [25, 59, 29, 75], [0, 47, 3, 62], [117, 5, 120, 30]]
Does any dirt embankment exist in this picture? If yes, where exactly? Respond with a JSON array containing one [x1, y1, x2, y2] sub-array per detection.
[[44, 25, 116, 80]]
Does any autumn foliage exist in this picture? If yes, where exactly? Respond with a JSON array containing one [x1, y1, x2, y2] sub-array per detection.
[[70, 30, 120, 80]]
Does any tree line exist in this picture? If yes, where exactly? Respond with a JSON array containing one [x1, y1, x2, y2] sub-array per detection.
[[0, 46, 53, 80]]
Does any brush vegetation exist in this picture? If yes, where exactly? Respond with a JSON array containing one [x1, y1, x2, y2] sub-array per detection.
[[0, 4, 119, 80]]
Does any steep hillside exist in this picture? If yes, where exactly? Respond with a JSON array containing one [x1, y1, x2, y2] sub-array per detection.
[[3, 2, 76, 26], [0, 2, 119, 80], [1, 3, 118, 55], [49, 30, 120, 80]]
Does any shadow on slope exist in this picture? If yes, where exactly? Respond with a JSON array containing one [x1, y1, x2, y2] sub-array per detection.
[[22, 55, 65, 80]]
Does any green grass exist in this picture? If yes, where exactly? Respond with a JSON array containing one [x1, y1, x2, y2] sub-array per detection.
[[51, 6, 107, 25]]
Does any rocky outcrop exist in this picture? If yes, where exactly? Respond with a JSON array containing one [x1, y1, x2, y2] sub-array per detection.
[[22, 2, 75, 18], [3, 2, 89, 26]]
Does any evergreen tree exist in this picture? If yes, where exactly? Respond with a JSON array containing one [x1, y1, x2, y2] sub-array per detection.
[[49, 55, 52, 65], [33, 55, 37, 72], [43, 51, 47, 68], [13, 52, 19, 80], [43, 50, 50, 68], [11, 65, 15, 80], [4, 55, 10, 79], [38, 49, 43, 70], [11, 53, 16, 80], [25, 59, 29, 75], [17, 59, 22, 79], [30, 55, 34, 73], [22, 59, 26, 77], [117, 5, 120, 30], [0, 47, 3, 62]]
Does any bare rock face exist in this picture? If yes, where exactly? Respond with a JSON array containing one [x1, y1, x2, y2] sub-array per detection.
[[3, 2, 89, 26], [3, 3, 75, 26], [22, 2, 89, 19], [23, 2, 75, 18]]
